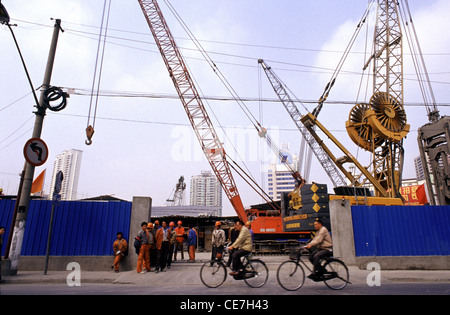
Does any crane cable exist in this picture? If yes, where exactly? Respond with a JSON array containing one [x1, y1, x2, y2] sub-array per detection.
[[397, 0, 439, 121], [163, 0, 271, 192], [85, 0, 112, 145], [163, 0, 263, 132], [164, 0, 304, 191], [312, 0, 376, 117]]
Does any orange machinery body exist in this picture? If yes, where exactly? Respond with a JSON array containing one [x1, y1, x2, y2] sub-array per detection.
[[244, 207, 309, 240]]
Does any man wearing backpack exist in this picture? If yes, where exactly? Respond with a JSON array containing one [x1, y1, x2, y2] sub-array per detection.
[[112, 232, 128, 273]]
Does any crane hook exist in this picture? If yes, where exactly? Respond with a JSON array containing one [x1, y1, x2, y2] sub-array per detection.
[[85, 125, 94, 146]]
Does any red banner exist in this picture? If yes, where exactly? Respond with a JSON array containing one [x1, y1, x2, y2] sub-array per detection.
[[399, 184, 428, 205]]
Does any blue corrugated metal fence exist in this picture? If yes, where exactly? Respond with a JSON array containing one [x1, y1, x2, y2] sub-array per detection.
[[0, 199, 132, 256], [352, 205, 450, 256]]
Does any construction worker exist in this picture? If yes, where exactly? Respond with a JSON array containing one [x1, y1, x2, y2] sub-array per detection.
[[228, 220, 253, 275], [136, 222, 151, 273], [174, 220, 185, 261], [112, 232, 128, 273], [167, 222, 176, 268], [155, 221, 170, 272], [211, 221, 225, 262]]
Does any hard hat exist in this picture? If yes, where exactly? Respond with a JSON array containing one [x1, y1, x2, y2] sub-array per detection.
[[154, 220, 160, 225], [215, 221, 221, 226], [169, 221, 175, 227], [147, 222, 154, 228], [177, 221, 182, 225]]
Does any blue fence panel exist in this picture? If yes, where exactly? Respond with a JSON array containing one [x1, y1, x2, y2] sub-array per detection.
[[352, 205, 450, 256], [0, 199, 132, 256], [0, 199, 16, 257]]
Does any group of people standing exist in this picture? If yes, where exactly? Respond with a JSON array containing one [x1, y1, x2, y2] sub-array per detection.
[[135, 220, 198, 274], [111, 220, 197, 273], [113, 217, 332, 279]]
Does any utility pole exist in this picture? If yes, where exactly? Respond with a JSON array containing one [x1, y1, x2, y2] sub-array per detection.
[[7, 19, 63, 275]]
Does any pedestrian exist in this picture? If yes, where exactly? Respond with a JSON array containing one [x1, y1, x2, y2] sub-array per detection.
[[0, 226, 5, 283], [167, 222, 176, 269], [187, 224, 197, 262], [136, 221, 151, 273], [245, 221, 254, 243], [228, 220, 253, 276], [227, 221, 240, 267], [211, 221, 225, 262], [173, 220, 185, 261], [112, 232, 128, 273], [155, 221, 170, 273]]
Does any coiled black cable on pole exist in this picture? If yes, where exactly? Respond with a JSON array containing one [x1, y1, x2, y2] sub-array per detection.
[[43, 86, 68, 112]]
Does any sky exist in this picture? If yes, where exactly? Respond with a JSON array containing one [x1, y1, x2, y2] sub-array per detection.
[[1, 0, 449, 216]]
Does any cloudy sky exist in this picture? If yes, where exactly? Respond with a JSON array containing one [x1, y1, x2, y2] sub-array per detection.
[[1, 0, 449, 216]]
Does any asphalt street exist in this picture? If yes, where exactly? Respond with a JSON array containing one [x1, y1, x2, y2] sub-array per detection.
[[1, 253, 449, 296]]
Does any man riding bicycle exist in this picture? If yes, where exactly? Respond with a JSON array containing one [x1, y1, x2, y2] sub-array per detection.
[[305, 219, 332, 280], [228, 220, 253, 276]]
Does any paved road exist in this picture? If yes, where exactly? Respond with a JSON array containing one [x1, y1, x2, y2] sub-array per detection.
[[1, 254, 449, 297], [1, 281, 449, 295]]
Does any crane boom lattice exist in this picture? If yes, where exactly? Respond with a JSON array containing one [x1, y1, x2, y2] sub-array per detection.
[[137, 0, 246, 220]]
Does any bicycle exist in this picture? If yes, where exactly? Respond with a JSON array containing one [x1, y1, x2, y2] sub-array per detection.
[[200, 244, 269, 288], [276, 247, 350, 291]]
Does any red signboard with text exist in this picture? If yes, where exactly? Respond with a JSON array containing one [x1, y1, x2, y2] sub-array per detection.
[[399, 184, 428, 205]]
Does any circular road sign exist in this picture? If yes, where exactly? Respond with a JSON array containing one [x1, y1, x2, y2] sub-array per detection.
[[23, 138, 49, 167]]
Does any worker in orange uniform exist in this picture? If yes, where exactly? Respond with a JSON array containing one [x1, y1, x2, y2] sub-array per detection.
[[112, 232, 128, 273], [136, 222, 151, 273], [173, 221, 185, 261]]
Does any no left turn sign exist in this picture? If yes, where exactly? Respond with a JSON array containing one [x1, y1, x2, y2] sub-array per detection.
[[23, 138, 49, 167]]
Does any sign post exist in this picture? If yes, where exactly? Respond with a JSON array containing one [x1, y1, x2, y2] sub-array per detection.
[[23, 138, 49, 167], [44, 171, 63, 275]]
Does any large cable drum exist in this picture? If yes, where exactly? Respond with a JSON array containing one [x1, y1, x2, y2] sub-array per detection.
[[346, 103, 384, 151], [366, 92, 410, 143]]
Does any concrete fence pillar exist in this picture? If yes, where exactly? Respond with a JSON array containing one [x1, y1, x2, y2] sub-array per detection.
[[329, 199, 356, 266], [121, 196, 152, 271]]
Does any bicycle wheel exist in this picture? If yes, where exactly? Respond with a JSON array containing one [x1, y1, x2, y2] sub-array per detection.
[[243, 259, 269, 288], [200, 260, 227, 288], [322, 259, 349, 290], [276, 260, 305, 291]]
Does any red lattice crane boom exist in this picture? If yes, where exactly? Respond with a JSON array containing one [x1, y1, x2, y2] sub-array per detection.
[[137, 0, 247, 221]]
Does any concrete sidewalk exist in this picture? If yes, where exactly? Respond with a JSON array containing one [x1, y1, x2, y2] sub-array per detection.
[[2, 252, 450, 286]]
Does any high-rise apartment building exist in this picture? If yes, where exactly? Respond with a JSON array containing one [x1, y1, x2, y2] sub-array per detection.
[[267, 145, 299, 201], [49, 149, 83, 200], [414, 156, 425, 181], [190, 170, 222, 214]]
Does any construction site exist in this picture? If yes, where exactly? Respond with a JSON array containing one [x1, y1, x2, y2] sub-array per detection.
[[0, 0, 449, 275]]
